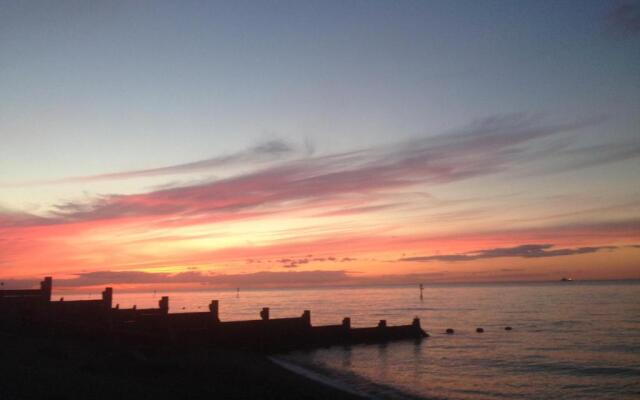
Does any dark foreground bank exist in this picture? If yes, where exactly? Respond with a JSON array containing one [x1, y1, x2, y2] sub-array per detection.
[[0, 331, 365, 400]]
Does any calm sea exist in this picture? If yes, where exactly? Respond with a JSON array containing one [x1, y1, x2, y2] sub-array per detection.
[[59, 281, 640, 399]]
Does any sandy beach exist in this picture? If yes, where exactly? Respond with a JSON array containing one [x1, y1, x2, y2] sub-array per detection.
[[0, 331, 364, 400]]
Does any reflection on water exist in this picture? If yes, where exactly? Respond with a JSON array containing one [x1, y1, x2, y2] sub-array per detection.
[[60, 281, 640, 399]]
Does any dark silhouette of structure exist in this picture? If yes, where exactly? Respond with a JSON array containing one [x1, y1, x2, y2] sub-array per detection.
[[0, 277, 428, 351]]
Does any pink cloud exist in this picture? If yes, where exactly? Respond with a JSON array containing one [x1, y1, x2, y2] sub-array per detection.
[[2, 114, 639, 281]]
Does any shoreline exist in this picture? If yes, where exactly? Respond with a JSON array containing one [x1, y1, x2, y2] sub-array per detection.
[[270, 355, 369, 399], [271, 352, 427, 400]]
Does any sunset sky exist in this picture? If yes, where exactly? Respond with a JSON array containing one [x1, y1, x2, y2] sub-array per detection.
[[1, 1, 639, 290]]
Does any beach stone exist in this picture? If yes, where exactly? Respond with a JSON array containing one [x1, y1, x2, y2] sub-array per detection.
[[505, 326, 513, 331], [476, 327, 484, 333], [446, 328, 455, 334]]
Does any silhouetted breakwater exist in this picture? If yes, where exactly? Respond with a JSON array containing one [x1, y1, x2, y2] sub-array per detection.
[[0, 277, 427, 351]]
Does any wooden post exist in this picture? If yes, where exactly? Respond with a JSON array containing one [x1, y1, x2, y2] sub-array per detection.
[[102, 287, 113, 309], [260, 307, 269, 321], [302, 310, 311, 326], [342, 317, 351, 329], [41, 277, 52, 302], [209, 300, 220, 322], [159, 296, 169, 315]]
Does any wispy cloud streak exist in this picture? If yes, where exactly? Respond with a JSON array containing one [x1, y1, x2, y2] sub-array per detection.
[[2, 114, 622, 229], [2, 139, 297, 187], [400, 244, 617, 262], [4, 270, 352, 288]]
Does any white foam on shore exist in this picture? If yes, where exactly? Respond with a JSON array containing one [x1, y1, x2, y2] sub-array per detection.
[[269, 355, 375, 399]]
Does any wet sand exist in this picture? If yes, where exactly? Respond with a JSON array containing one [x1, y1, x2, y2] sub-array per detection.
[[0, 331, 364, 400]]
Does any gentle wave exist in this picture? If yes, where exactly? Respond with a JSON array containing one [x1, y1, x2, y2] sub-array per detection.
[[271, 354, 429, 400], [269, 356, 372, 399]]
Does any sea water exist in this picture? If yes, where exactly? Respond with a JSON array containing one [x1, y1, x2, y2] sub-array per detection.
[[59, 281, 640, 399]]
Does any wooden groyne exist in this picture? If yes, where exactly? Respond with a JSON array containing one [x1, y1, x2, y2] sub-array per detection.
[[0, 277, 428, 351]]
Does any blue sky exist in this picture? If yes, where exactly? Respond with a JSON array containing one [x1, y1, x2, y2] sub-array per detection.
[[2, 1, 637, 181]]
